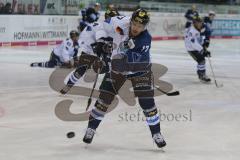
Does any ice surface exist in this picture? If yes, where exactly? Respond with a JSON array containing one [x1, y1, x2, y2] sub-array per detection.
[[0, 39, 240, 160]]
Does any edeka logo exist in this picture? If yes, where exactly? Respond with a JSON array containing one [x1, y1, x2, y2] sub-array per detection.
[[49, 57, 174, 122], [0, 27, 6, 33]]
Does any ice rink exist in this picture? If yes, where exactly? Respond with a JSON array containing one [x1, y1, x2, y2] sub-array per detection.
[[0, 39, 239, 160]]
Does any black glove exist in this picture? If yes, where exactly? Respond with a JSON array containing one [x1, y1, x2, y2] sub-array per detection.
[[92, 56, 110, 74], [202, 49, 211, 57], [91, 37, 113, 57], [203, 39, 210, 48], [93, 59, 104, 73]]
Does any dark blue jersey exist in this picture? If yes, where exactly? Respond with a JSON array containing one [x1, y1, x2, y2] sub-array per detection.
[[203, 16, 214, 32], [201, 23, 211, 39], [126, 30, 152, 64], [203, 16, 213, 25], [201, 23, 212, 48], [81, 7, 100, 23], [185, 9, 199, 21]]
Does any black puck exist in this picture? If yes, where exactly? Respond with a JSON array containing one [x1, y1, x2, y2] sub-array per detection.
[[67, 131, 75, 138]]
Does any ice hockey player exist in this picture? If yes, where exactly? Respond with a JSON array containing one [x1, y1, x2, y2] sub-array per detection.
[[184, 16, 211, 83], [82, 9, 166, 148], [60, 9, 120, 94], [78, 3, 101, 32], [202, 11, 215, 48], [203, 11, 215, 30], [184, 4, 199, 28], [30, 30, 79, 68], [201, 20, 212, 49]]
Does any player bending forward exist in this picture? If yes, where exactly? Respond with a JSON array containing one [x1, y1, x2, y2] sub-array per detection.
[[184, 16, 211, 82], [83, 9, 166, 148], [30, 30, 80, 68], [60, 9, 120, 94]]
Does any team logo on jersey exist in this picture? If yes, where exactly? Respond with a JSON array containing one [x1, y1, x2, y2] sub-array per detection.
[[132, 52, 142, 62], [66, 42, 71, 46]]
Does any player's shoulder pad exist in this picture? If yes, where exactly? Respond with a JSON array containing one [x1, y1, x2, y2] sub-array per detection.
[[105, 16, 129, 25], [137, 30, 152, 44], [190, 26, 198, 33]]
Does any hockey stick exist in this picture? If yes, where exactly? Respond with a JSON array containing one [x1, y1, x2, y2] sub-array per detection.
[[207, 56, 223, 88], [85, 66, 100, 111], [154, 86, 180, 96], [151, 73, 180, 96]]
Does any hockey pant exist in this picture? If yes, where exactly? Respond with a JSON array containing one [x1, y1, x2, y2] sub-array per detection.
[[188, 51, 206, 77]]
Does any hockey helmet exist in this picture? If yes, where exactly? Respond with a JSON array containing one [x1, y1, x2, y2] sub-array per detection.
[[192, 16, 203, 23], [131, 8, 150, 25], [70, 30, 80, 38], [105, 9, 120, 20]]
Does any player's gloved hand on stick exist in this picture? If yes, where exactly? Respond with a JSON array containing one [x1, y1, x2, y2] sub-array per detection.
[[201, 49, 211, 57], [93, 59, 105, 73], [91, 37, 113, 57], [203, 40, 210, 48]]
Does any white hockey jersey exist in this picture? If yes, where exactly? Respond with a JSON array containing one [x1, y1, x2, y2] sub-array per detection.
[[78, 22, 102, 55], [95, 16, 131, 58], [53, 38, 79, 63], [184, 25, 204, 52]]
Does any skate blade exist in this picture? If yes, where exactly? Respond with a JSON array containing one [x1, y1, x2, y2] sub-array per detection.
[[199, 80, 211, 84]]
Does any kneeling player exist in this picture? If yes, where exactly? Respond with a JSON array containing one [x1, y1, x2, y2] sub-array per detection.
[[30, 30, 80, 68], [184, 16, 211, 82]]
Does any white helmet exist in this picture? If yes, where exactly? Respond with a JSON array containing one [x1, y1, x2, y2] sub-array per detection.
[[209, 11, 215, 16]]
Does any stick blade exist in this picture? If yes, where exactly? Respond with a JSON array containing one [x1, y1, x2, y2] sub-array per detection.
[[166, 91, 180, 96], [215, 80, 223, 88]]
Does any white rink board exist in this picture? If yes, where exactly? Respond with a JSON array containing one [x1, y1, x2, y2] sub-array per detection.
[[0, 12, 240, 47]]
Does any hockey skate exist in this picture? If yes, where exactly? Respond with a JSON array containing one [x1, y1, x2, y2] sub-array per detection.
[[60, 84, 73, 95], [153, 133, 166, 148], [83, 128, 96, 144], [199, 74, 211, 83], [30, 62, 40, 67], [197, 71, 211, 83]]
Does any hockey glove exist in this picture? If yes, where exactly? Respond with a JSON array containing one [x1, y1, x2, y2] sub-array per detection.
[[91, 37, 113, 57], [203, 50, 211, 57]]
